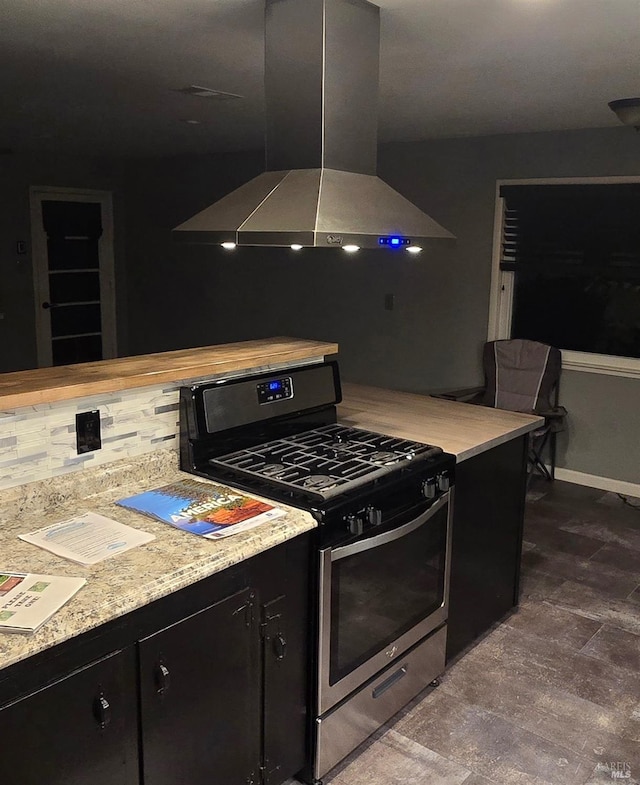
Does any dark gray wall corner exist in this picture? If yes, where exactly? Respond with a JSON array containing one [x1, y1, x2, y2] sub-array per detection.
[[0, 155, 36, 372], [0, 152, 128, 372], [123, 150, 265, 355]]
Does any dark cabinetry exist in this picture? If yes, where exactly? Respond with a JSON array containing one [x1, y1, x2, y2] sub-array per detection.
[[0, 647, 138, 785], [255, 537, 310, 785], [0, 533, 311, 785], [447, 436, 528, 662], [139, 587, 260, 785]]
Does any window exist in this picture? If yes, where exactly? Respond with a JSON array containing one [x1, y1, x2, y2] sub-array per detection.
[[489, 178, 640, 379]]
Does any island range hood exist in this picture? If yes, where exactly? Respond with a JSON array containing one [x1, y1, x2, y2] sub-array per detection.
[[174, 0, 454, 251]]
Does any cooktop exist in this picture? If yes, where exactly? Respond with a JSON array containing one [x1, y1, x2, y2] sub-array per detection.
[[206, 424, 443, 501]]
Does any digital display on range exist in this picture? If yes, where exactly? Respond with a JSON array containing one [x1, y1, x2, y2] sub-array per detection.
[[257, 377, 294, 404]]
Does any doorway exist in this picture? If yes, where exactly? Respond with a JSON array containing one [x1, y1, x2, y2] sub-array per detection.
[[30, 187, 117, 367]]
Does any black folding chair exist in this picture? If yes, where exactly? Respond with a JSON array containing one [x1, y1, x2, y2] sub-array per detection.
[[432, 339, 567, 480]]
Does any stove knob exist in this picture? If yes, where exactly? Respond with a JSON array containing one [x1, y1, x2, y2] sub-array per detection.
[[437, 472, 450, 492], [345, 514, 364, 536], [366, 506, 382, 526], [422, 478, 437, 500]]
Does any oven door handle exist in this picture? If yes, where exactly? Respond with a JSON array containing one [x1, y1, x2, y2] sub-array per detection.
[[331, 492, 449, 562]]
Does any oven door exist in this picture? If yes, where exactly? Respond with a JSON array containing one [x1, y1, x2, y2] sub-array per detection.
[[317, 490, 453, 715]]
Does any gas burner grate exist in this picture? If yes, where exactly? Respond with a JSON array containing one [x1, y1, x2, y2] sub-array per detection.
[[206, 424, 443, 500], [302, 475, 339, 491], [368, 450, 406, 465]]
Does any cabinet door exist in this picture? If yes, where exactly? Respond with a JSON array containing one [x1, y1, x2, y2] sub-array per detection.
[[261, 594, 308, 785], [447, 435, 528, 661], [139, 587, 260, 785], [259, 538, 310, 785], [0, 647, 138, 785]]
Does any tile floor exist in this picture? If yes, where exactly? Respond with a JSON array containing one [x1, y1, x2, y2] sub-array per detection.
[[289, 480, 640, 785]]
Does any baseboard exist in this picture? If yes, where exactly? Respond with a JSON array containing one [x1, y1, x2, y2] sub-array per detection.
[[552, 467, 640, 498]]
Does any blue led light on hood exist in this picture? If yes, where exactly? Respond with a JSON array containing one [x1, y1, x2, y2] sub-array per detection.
[[378, 236, 411, 247]]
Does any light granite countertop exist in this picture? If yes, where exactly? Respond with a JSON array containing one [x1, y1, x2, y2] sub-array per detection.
[[0, 449, 316, 672]]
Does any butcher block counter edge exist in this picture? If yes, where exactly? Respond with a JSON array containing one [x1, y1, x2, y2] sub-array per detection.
[[0, 337, 338, 410], [339, 383, 544, 462]]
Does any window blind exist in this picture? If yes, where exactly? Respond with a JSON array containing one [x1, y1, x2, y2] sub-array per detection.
[[499, 183, 640, 358], [499, 183, 640, 279]]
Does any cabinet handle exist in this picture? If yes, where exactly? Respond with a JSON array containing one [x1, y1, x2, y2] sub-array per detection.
[[155, 661, 171, 695], [372, 665, 408, 700], [93, 692, 111, 729], [273, 633, 287, 661]]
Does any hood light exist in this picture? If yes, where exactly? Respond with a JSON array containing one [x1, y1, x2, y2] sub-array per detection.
[[343, 245, 360, 253], [406, 246, 422, 254], [290, 244, 303, 251], [221, 242, 237, 250]]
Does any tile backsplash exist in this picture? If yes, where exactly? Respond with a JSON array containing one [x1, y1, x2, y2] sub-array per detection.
[[0, 382, 181, 491], [0, 356, 324, 492]]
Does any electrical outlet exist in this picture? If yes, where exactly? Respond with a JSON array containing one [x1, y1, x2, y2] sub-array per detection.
[[76, 410, 101, 454]]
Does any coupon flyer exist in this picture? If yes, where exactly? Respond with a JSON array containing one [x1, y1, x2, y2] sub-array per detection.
[[0, 573, 86, 634]]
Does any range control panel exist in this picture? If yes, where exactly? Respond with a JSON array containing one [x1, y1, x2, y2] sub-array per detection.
[[257, 376, 294, 404]]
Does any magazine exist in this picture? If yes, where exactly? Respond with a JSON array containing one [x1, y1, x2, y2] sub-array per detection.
[[0, 572, 86, 634], [115, 478, 286, 539]]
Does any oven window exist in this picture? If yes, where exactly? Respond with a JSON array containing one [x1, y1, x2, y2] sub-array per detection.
[[329, 504, 447, 685]]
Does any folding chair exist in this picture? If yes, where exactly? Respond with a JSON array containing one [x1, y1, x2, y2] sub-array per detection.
[[433, 339, 567, 480]]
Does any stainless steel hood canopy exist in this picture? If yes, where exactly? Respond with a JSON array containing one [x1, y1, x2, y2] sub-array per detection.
[[174, 0, 454, 250]]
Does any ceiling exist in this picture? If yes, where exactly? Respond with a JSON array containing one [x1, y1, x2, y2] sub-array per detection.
[[1, 0, 638, 158]]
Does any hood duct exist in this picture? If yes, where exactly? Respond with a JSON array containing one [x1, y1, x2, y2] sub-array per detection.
[[174, 0, 454, 251]]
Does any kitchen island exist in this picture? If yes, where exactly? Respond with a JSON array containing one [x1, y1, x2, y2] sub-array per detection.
[[339, 382, 543, 660], [0, 341, 542, 784], [0, 337, 338, 785], [0, 337, 338, 493]]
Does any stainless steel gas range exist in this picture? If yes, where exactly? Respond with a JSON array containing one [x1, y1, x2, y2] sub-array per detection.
[[179, 361, 455, 783]]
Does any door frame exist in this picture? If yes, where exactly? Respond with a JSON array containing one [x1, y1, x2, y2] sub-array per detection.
[[29, 186, 117, 367]]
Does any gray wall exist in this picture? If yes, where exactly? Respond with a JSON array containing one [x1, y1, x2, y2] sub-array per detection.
[[5, 129, 637, 483], [558, 371, 639, 484], [377, 127, 640, 483], [121, 126, 639, 484], [0, 152, 128, 372]]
